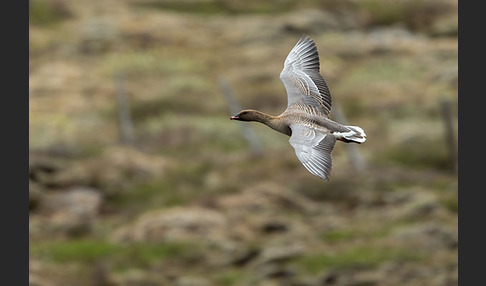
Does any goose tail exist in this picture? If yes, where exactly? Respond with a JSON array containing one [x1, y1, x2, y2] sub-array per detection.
[[335, 125, 367, 144]]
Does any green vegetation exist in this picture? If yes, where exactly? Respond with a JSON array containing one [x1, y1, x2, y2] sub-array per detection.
[[440, 192, 458, 213], [384, 135, 450, 170], [326, 0, 455, 32], [296, 245, 425, 274], [321, 229, 359, 243], [30, 240, 119, 263], [321, 227, 390, 243], [99, 50, 207, 77], [358, 0, 408, 26], [29, 0, 71, 26], [30, 239, 200, 270], [216, 268, 247, 286], [112, 163, 212, 211], [133, 0, 296, 15]]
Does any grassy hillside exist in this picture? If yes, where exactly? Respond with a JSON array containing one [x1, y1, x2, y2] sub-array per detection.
[[29, 0, 457, 285]]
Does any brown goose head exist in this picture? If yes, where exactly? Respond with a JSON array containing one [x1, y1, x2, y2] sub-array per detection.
[[230, 109, 267, 122]]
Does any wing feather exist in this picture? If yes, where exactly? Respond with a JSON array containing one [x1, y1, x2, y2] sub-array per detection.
[[289, 124, 336, 180], [280, 36, 332, 117]]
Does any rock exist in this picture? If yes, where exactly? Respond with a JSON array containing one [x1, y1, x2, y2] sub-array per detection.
[[39, 187, 102, 214], [112, 207, 228, 243], [392, 223, 458, 250], [259, 243, 304, 264], [175, 277, 210, 286], [38, 187, 102, 236], [257, 264, 296, 281], [215, 182, 318, 215], [47, 146, 170, 196]]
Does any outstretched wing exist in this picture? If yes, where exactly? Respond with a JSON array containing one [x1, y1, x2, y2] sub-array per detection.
[[288, 124, 336, 180], [279, 35, 332, 117]]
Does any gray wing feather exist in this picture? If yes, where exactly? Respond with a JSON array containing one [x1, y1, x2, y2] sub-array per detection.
[[280, 36, 332, 117], [289, 124, 336, 180]]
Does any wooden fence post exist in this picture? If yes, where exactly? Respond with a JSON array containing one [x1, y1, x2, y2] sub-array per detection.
[[218, 76, 263, 157], [440, 98, 458, 174], [116, 73, 135, 146], [332, 104, 367, 173]]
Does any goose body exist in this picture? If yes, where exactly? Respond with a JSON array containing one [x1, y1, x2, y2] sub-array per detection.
[[230, 36, 366, 180]]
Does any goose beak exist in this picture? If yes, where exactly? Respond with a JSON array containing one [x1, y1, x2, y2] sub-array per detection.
[[230, 115, 239, 120]]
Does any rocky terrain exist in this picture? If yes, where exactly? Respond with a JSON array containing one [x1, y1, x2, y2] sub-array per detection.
[[29, 0, 458, 285]]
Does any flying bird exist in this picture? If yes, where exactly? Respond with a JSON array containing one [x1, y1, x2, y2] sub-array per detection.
[[230, 35, 366, 181]]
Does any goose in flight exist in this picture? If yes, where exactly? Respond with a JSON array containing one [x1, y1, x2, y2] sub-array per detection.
[[230, 35, 366, 180]]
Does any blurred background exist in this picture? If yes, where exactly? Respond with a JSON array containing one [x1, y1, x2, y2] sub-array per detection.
[[29, 0, 458, 285]]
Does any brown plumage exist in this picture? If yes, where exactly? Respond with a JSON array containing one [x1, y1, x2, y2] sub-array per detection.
[[230, 35, 366, 180]]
